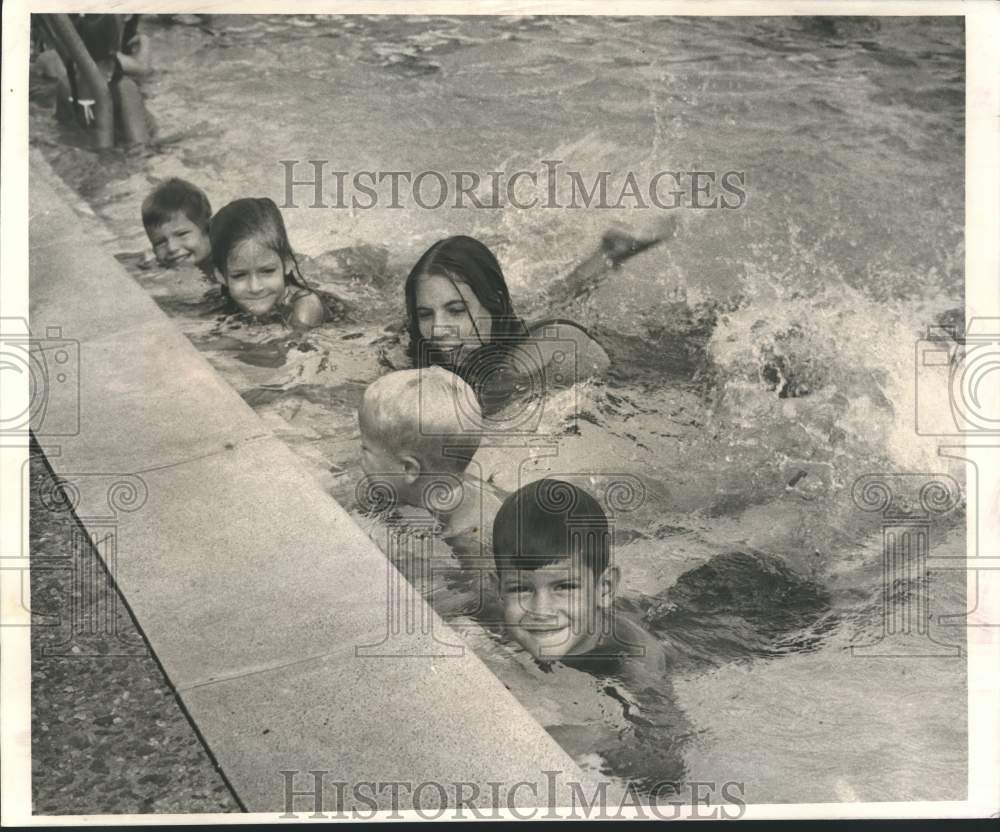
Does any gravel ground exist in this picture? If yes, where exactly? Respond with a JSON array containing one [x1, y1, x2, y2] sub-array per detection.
[[29, 445, 242, 815]]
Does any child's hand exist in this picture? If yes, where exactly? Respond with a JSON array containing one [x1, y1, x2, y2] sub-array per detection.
[[117, 34, 151, 76]]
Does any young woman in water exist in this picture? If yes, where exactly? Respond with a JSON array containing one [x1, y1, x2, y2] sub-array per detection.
[[209, 198, 330, 330], [403, 236, 610, 412]]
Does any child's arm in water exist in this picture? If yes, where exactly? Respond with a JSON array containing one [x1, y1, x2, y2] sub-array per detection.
[[287, 289, 326, 330]]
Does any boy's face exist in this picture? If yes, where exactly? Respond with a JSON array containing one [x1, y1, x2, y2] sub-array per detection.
[[148, 212, 211, 267], [357, 413, 421, 508], [359, 424, 404, 480], [497, 552, 615, 662], [221, 240, 287, 317]]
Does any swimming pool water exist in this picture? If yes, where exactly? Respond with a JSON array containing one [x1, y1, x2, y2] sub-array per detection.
[[30, 13, 967, 803]]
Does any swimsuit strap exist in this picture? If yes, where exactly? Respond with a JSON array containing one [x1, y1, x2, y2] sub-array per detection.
[[272, 283, 293, 327], [277, 284, 321, 328], [527, 316, 607, 349]]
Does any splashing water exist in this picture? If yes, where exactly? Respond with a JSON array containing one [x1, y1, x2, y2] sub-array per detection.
[[31, 14, 966, 801]]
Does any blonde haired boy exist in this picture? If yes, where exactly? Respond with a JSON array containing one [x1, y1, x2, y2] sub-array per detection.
[[358, 367, 499, 541]]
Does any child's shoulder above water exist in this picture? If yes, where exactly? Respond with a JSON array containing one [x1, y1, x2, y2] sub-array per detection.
[[283, 285, 327, 329]]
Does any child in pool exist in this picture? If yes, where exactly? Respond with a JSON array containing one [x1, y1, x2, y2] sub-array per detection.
[[404, 236, 610, 415], [141, 178, 213, 273], [358, 367, 501, 542], [491, 478, 664, 679], [209, 198, 328, 330]]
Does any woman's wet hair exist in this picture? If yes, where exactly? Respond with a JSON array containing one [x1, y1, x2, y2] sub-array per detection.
[[405, 236, 527, 361], [493, 479, 610, 576], [141, 178, 212, 232], [209, 197, 309, 290], [403, 236, 528, 407]]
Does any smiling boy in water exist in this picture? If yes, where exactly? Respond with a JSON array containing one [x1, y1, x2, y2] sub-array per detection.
[[141, 178, 213, 273], [358, 367, 501, 542], [491, 478, 665, 677]]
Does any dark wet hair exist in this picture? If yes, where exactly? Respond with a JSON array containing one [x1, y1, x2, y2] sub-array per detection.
[[142, 178, 213, 232], [404, 236, 529, 411], [404, 236, 528, 365], [493, 479, 610, 576], [209, 197, 309, 291]]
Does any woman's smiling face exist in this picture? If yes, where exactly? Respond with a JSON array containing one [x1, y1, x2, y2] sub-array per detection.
[[414, 273, 493, 366]]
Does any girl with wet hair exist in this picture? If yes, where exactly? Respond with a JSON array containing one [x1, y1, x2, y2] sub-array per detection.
[[209, 197, 329, 330], [403, 235, 609, 413]]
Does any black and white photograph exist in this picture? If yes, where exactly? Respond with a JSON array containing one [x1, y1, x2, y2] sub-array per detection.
[[2, 0, 998, 823]]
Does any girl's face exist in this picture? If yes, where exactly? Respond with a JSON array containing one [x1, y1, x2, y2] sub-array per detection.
[[222, 238, 287, 317], [414, 273, 493, 367]]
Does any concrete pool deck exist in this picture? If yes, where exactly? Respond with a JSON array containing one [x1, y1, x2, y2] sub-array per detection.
[[28, 152, 601, 813]]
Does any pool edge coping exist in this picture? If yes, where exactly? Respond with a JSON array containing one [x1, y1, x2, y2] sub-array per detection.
[[27, 147, 603, 814]]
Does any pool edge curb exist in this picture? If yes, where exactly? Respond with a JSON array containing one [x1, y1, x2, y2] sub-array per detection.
[[27, 148, 602, 814]]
